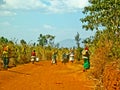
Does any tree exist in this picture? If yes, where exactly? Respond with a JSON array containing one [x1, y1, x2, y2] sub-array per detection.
[[75, 32, 80, 48], [81, 0, 120, 33], [0, 36, 8, 44], [75, 32, 82, 61], [81, 0, 120, 59], [38, 34, 55, 47], [38, 34, 47, 47], [20, 39, 26, 45], [82, 36, 93, 45], [81, 1, 120, 87], [46, 34, 55, 47]]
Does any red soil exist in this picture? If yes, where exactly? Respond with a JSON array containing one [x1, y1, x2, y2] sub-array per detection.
[[0, 61, 94, 90]]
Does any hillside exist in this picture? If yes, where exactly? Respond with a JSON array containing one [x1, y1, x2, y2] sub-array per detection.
[[59, 39, 76, 48]]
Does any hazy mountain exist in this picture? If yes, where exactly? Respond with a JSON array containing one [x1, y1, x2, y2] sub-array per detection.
[[58, 39, 76, 48]]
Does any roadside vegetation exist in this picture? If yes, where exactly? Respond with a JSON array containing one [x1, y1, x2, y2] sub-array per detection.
[[0, 0, 120, 89], [81, 0, 120, 89]]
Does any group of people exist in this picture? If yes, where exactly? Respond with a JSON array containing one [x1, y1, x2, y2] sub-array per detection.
[[51, 49, 75, 65], [1, 44, 90, 72], [1, 46, 39, 70], [51, 44, 90, 72]]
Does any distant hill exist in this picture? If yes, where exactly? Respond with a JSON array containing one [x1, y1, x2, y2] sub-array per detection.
[[58, 39, 76, 48]]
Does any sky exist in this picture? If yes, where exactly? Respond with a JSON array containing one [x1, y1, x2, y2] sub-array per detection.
[[0, 0, 95, 44]]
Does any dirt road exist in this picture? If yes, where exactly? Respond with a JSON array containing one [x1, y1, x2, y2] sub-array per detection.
[[0, 61, 94, 90]]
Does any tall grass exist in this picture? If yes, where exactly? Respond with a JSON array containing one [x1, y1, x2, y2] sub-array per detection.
[[89, 30, 120, 89]]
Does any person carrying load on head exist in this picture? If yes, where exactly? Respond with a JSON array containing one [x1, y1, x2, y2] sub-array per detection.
[[82, 43, 90, 72]]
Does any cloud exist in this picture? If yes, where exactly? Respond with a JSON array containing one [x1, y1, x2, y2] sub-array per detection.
[[43, 24, 55, 30], [0, 0, 89, 13], [63, 0, 88, 8], [0, 10, 16, 16], [47, 0, 89, 13], [0, 0, 46, 9]]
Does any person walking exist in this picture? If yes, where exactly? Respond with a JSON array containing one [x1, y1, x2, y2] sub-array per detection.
[[82, 44, 90, 72], [2, 45, 9, 69], [51, 52, 57, 65], [69, 49, 74, 63], [62, 52, 66, 64], [31, 50, 36, 64]]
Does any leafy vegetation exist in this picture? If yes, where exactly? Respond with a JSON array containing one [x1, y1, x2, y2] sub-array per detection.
[[75, 32, 83, 61], [0, 0, 120, 89], [0, 34, 73, 66], [81, 0, 120, 89]]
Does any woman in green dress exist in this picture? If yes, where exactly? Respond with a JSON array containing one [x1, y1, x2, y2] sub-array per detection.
[[82, 45, 90, 72]]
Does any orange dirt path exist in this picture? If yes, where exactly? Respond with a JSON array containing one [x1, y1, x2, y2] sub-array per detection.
[[0, 61, 95, 90]]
